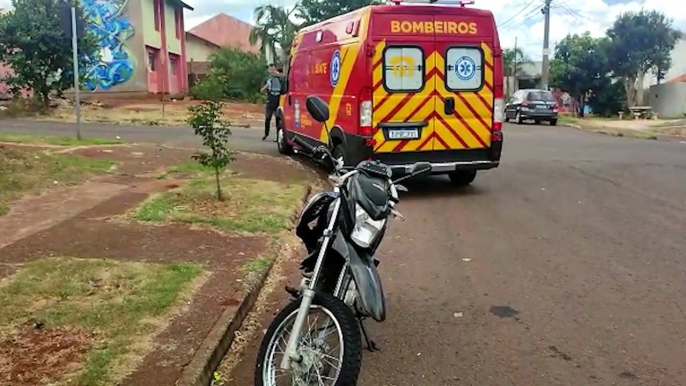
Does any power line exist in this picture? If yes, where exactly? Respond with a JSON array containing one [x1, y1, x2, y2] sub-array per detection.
[[502, 6, 543, 31], [498, 0, 537, 28]]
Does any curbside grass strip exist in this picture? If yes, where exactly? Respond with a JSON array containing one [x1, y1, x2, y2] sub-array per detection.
[[177, 183, 315, 386]]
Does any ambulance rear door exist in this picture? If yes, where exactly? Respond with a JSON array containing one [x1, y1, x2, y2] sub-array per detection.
[[370, 13, 437, 155]]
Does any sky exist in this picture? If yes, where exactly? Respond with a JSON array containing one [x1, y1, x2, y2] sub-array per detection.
[[180, 0, 686, 62], [1, 0, 684, 62]]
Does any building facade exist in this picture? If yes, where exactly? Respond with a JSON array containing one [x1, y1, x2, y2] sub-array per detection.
[[80, 0, 193, 96]]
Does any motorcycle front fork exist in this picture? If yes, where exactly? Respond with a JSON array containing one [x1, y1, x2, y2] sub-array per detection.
[[280, 198, 342, 370]]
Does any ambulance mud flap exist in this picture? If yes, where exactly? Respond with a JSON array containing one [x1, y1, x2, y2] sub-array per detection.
[[331, 229, 386, 322]]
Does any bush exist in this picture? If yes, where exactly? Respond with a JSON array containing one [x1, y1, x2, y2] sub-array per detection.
[[189, 76, 225, 101], [190, 47, 269, 104], [588, 80, 626, 117]]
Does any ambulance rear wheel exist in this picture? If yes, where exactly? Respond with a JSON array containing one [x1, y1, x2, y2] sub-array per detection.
[[277, 125, 293, 155], [449, 170, 477, 186]]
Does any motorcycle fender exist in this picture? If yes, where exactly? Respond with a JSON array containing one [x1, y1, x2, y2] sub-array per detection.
[[332, 231, 386, 322]]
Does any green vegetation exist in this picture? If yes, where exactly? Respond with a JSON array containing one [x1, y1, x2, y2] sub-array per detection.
[[0, 257, 203, 385], [550, 10, 678, 116], [0, 0, 99, 108], [136, 170, 305, 234], [188, 100, 236, 201], [0, 132, 123, 146], [190, 47, 268, 103], [0, 146, 115, 215]]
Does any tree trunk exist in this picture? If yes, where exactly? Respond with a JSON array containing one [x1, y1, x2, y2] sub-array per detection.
[[635, 70, 645, 106], [214, 168, 223, 201], [623, 77, 637, 108]]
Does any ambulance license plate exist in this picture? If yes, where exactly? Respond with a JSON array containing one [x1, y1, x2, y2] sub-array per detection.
[[388, 129, 419, 140]]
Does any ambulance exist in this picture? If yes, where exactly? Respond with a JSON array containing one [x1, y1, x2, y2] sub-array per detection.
[[276, 0, 504, 185]]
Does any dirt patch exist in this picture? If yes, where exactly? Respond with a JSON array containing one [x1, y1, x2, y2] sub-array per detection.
[[0, 144, 115, 216], [35, 99, 265, 128], [67, 144, 194, 176], [0, 139, 319, 385], [0, 325, 92, 386]]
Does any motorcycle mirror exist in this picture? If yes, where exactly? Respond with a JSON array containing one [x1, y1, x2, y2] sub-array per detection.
[[305, 96, 330, 123], [395, 184, 408, 192]]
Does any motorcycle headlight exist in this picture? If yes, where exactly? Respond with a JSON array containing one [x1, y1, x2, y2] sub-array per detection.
[[350, 203, 386, 248]]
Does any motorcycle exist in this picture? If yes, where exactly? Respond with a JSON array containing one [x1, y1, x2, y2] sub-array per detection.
[[254, 96, 431, 386]]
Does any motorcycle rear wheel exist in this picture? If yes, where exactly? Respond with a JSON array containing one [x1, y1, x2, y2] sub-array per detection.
[[255, 292, 362, 386]]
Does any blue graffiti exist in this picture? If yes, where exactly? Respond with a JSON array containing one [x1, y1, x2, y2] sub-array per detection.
[[80, 0, 135, 91]]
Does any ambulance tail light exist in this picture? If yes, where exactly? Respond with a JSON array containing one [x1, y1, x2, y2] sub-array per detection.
[[491, 84, 504, 161], [492, 98, 503, 140], [359, 87, 373, 137]]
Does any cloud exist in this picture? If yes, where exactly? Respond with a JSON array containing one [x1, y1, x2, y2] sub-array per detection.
[[1, 0, 682, 61], [492, 0, 686, 60]]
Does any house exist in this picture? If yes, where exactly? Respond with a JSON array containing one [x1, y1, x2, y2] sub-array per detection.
[[82, 0, 194, 96], [187, 13, 281, 66], [0, 7, 13, 99], [646, 32, 686, 118], [1, 1, 194, 98], [186, 13, 273, 81], [188, 13, 260, 56]]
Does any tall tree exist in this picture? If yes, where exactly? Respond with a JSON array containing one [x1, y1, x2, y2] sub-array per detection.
[[249, 4, 299, 63], [549, 32, 611, 117], [606, 10, 679, 107], [0, 0, 99, 108], [296, 0, 381, 27]]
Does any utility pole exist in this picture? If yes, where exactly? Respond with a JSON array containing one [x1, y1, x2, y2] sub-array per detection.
[[541, 0, 552, 90], [70, 6, 82, 140], [513, 36, 518, 94]]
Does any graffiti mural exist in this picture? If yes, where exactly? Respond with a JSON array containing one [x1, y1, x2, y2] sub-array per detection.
[[81, 0, 135, 91]]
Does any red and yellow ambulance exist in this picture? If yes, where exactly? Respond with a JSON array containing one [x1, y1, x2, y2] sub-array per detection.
[[276, 0, 504, 185]]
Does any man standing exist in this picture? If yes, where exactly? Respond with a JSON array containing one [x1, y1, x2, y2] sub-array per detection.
[[261, 64, 282, 141]]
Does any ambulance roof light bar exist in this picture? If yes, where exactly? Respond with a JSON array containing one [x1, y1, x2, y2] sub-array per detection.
[[389, 0, 475, 6]]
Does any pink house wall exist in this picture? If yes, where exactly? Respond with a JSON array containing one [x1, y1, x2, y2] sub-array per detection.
[[0, 62, 15, 98]]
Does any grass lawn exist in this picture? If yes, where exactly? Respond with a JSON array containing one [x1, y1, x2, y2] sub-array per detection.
[[0, 146, 115, 216], [0, 133, 123, 146], [0, 257, 204, 386], [135, 167, 306, 234]]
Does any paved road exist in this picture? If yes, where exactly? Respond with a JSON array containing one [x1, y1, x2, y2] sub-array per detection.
[[0, 119, 278, 155], [228, 123, 686, 385]]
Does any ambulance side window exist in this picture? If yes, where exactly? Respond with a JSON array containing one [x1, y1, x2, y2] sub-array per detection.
[[445, 47, 484, 91], [383, 46, 424, 92]]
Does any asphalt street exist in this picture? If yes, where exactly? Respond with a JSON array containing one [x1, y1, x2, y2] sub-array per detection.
[[4, 119, 685, 385], [0, 119, 279, 155], [224, 123, 686, 385]]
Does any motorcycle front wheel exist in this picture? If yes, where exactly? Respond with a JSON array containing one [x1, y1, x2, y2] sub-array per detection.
[[255, 292, 362, 386]]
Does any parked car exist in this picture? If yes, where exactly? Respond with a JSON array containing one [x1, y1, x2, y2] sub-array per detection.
[[504, 89, 558, 126]]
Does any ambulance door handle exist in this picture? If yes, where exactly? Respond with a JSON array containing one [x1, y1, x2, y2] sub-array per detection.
[[445, 97, 455, 115]]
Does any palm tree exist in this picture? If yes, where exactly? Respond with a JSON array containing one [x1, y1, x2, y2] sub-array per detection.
[[249, 4, 300, 64]]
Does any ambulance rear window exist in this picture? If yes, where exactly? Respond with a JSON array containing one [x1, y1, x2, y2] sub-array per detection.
[[445, 47, 484, 92], [383, 46, 425, 93]]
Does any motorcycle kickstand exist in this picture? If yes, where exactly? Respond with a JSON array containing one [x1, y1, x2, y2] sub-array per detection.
[[358, 318, 380, 352]]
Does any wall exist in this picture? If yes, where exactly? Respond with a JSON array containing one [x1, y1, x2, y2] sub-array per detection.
[[648, 83, 686, 118], [164, 2, 181, 55], [81, 0, 147, 93], [186, 34, 218, 62], [644, 36, 686, 87], [141, 0, 161, 49]]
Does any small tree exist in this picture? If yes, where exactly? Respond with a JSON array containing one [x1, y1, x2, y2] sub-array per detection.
[[0, 0, 99, 108], [188, 101, 235, 201]]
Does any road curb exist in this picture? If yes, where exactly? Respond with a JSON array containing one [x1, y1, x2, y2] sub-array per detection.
[[177, 183, 315, 386]]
